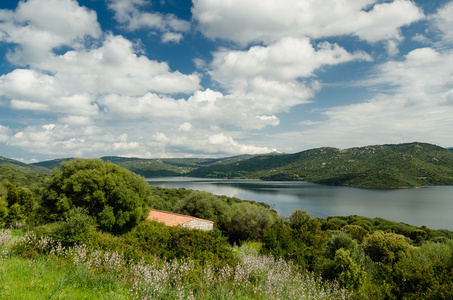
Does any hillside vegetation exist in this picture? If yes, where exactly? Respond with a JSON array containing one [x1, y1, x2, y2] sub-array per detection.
[[188, 142, 453, 188], [27, 142, 453, 188], [33, 155, 253, 178]]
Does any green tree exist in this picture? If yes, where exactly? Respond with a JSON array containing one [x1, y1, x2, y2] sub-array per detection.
[[221, 202, 274, 244], [41, 158, 152, 233], [174, 190, 228, 224], [341, 224, 369, 243], [362, 231, 415, 265], [324, 249, 367, 289], [325, 232, 357, 260], [0, 197, 8, 223], [1, 180, 36, 223]]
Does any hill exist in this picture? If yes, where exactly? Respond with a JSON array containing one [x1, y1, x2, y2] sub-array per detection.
[[24, 142, 453, 188], [32, 155, 254, 177], [0, 157, 49, 188], [187, 142, 453, 188], [0, 156, 49, 174]]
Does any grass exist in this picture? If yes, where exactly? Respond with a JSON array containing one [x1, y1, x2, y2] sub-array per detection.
[[0, 256, 129, 299], [0, 229, 352, 300]]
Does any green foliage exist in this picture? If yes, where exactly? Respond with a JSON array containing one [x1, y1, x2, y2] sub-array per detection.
[[341, 224, 369, 243], [362, 231, 415, 265], [124, 221, 235, 268], [324, 249, 367, 289], [186, 142, 453, 188], [391, 240, 453, 299], [0, 196, 8, 222], [0, 180, 37, 224], [325, 233, 357, 260], [220, 202, 275, 244], [41, 158, 152, 233], [174, 190, 228, 224], [52, 208, 96, 245], [262, 210, 328, 270]]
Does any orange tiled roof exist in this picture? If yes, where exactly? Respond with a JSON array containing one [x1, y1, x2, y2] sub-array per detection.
[[146, 209, 214, 227]]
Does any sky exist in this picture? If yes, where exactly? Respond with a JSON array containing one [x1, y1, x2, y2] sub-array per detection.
[[0, 0, 452, 163]]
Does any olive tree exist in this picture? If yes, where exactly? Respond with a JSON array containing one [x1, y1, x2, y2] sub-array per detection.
[[41, 158, 152, 233]]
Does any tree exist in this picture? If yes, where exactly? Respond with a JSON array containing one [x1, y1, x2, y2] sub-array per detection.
[[362, 231, 415, 265], [1, 180, 36, 223], [41, 158, 152, 233]]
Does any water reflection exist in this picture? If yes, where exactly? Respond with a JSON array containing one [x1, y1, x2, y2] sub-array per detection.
[[146, 177, 453, 230]]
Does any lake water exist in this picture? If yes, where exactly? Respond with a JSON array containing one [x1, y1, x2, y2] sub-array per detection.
[[146, 177, 453, 230]]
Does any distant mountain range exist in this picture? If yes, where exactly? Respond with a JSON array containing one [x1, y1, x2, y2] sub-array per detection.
[[2, 142, 453, 188]]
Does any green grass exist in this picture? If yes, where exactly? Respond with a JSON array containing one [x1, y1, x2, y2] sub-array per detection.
[[0, 256, 129, 299]]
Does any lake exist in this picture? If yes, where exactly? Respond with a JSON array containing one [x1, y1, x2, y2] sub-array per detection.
[[146, 177, 453, 230]]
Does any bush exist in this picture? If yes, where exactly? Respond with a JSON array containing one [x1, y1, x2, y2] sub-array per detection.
[[41, 158, 152, 234], [362, 231, 415, 265], [51, 207, 96, 245], [325, 233, 357, 260], [324, 249, 367, 289], [220, 202, 275, 244], [392, 240, 453, 299], [124, 221, 235, 268], [174, 190, 228, 224], [341, 224, 369, 243]]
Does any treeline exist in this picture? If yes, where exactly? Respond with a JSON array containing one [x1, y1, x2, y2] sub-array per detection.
[[1, 158, 453, 299]]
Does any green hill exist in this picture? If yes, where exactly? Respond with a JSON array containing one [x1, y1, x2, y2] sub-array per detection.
[[32, 155, 254, 178], [0, 157, 49, 188], [25, 142, 453, 188], [0, 156, 49, 174], [187, 142, 453, 188]]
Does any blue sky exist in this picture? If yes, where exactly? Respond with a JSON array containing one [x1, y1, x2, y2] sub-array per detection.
[[0, 0, 452, 162]]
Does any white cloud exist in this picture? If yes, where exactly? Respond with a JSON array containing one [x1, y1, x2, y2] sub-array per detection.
[[295, 46, 453, 149], [0, 69, 99, 116], [0, 125, 11, 143], [45, 34, 201, 95], [210, 37, 372, 91], [108, 0, 190, 33], [430, 1, 453, 43], [0, 0, 101, 65], [192, 0, 423, 46], [161, 32, 183, 43]]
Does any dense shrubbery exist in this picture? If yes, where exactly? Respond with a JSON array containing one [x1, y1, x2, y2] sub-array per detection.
[[41, 158, 152, 233]]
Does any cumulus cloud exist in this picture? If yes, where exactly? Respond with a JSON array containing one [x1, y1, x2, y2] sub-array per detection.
[[161, 32, 183, 43], [0, 34, 201, 118], [192, 0, 424, 46], [210, 37, 372, 91], [108, 0, 190, 33], [45, 34, 201, 95], [0, 69, 98, 116], [295, 46, 453, 149], [0, 0, 101, 65], [99, 89, 281, 130], [430, 1, 453, 43]]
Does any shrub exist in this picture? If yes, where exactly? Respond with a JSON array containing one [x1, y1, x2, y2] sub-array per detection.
[[325, 233, 357, 260], [41, 158, 152, 234], [362, 231, 415, 265], [324, 249, 367, 289], [341, 225, 369, 243], [52, 207, 96, 245], [220, 202, 275, 244]]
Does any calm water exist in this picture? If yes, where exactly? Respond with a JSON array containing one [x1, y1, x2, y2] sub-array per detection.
[[146, 177, 453, 230]]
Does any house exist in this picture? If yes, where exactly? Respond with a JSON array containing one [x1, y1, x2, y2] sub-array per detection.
[[146, 209, 214, 231]]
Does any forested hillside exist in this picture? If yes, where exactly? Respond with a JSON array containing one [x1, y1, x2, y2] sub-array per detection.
[[25, 142, 453, 188], [33, 155, 253, 177], [188, 142, 453, 188]]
